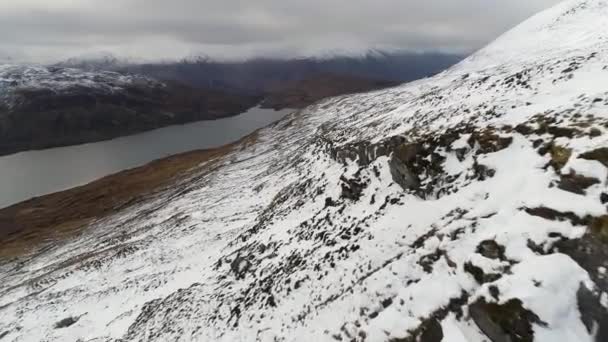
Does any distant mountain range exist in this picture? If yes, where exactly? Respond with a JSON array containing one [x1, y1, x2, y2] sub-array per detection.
[[55, 51, 464, 96]]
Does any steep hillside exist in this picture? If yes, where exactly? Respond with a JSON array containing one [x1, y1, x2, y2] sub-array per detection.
[[0, 65, 260, 156], [261, 73, 398, 109], [1, 1, 608, 341]]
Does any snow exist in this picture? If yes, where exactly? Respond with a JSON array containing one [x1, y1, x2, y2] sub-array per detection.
[[1, 0, 608, 341], [485, 253, 593, 342], [0, 64, 162, 109], [441, 314, 486, 342]]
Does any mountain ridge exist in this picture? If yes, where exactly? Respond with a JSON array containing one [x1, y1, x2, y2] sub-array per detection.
[[0, 51, 460, 156], [0, 65, 261, 156]]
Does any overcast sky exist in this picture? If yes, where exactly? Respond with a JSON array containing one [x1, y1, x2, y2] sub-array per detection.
[[0, 0, 561, 63]]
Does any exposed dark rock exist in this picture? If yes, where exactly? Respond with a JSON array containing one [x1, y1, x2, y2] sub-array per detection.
[[54, 316, 79, 329], [552, 231, 608, 338], [412, 228, 439, 249], [382, 297, 393, 308], [557, 172, 600, 195], [489, 285, 501, 300], [601, 192, 608, 204], [476, 240, 506, 260], [0, 331, 8, 340], [577, 285, 608, 340], [527, 239, 547, 255], [389, 144, 422, 191], [436, 129, 464, 151], [467, 131, 513, 154], [554, 233, 608, 291], [514, 124, 534, 135], [590, 128, 603, 137], [532, 115, 581, 138], [325, 197, 338, 207], [389, 318, 444, 342], [331, 135, 406, 166], [464, 262, 502, 284], [546, 125, 578, 138], [419, 250, 445, 273], [579, 147, 608, 167], [340, 128, 508, 201], [524, 207, 590, 226], [390, 292, 469, 342], [340, 176, 367, 201], [470, 298, 545, 342], [388, 140, 447, 197], [471, 160, 496, 181]]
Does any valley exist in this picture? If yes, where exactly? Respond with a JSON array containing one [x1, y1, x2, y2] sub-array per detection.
[[0, 106, 291, 208]]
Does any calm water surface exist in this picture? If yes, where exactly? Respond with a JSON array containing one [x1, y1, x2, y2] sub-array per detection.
[[0, 106, 292, 208]]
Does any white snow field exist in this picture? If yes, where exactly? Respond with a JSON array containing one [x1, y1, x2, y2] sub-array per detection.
[[1, 0, 608, 341]]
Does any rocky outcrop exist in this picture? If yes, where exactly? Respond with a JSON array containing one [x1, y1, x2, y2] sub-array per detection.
[[469, 298, 544, 342], [53, 316, 80, 329]]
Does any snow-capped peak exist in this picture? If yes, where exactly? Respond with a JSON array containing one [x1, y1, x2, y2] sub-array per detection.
[[462, 0, 608, 68]]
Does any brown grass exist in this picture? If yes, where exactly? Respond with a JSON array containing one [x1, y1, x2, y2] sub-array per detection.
[[0, 133, 258, 259]]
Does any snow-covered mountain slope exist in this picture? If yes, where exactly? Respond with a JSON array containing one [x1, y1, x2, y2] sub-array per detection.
[[2, 0, 608, 341], [0, 64, 161, 110]]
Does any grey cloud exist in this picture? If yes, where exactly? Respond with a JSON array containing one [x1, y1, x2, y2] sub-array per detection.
[[0, 0, 562, 63]]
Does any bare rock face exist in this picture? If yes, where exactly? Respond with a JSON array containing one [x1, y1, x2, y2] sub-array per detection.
[[580, 147, 608, 167], [54, 316, 80, 329], [557, 172, 600, 195], [470, 298, 544, 342], [390, 318, 444, 342], [389, 143, 423, 191]]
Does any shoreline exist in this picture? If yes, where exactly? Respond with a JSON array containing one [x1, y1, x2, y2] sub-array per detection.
[[0, 106, 293, 209], [0, 130, 261, 260]]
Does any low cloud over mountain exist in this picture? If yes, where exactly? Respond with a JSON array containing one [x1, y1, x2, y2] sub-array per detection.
[[0, 0, 559, 63]]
